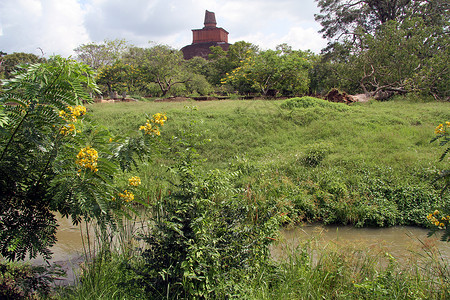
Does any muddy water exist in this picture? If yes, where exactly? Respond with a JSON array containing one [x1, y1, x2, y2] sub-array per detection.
[[272, 225, 450, 261], [29, 218, 450, 285], [42, 219, 450, 263]]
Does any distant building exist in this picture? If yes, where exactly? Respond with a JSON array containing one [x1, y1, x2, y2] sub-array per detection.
[[181, 10, 231, 60]]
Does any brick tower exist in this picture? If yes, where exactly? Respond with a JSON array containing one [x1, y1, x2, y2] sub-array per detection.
[[181, 10, 231, 60]]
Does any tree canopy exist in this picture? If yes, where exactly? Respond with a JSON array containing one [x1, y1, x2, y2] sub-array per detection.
[[314, 0, 449, 99]]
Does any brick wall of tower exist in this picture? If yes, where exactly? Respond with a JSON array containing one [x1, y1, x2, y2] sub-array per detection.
[[192, 27, 228, 44]]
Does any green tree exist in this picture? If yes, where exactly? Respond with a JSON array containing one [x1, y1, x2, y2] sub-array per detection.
[[314, 0, 449, 98], [0, 52, 44, 79], [223, 47, 313, 96], [96, 61, 140, 96], [0, 57, 99, 260], [74, 39, 129, 70], [208, 41, 258, 86], [128, 44, 191, 96], [315, 0, 448, 43], [355, 17, 449, 99]]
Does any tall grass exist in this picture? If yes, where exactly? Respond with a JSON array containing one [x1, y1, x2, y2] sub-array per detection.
[[87, 97, 448, 169], [60, 96, 450, 299], [86, 96, 449, 227], [246, 238, 449, 299]]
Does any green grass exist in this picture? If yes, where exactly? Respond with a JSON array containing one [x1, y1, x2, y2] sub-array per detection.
[[86, 96, 449, 228], [59, 96, 450, 299], [87, 97, 447, 168]]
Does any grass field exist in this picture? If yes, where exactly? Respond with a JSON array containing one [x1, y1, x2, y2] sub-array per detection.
[[52, 96, 450, 299], [87, 96, 449, 227]]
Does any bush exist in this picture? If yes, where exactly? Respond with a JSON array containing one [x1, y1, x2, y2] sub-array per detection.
[[127, 148, 281, 298], [280, 96, 350, 111]]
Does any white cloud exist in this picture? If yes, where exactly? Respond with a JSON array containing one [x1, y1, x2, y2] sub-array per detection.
[[0, 0, 326, 56], [0, 0, 89, 57]]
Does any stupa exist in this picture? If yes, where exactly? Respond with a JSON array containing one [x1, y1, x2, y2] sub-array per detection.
[[181, 10, 231, 60]]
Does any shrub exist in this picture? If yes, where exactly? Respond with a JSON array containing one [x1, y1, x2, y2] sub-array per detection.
[[280, 96, 350, 111]]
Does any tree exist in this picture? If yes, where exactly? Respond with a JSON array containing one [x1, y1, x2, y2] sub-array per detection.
[[74, 39, 129, 70], [315, 0, 448, 43], [208, 41, 259, 86], [222, 47, 314, 96], [96, 61, 140, 96], [0, 57, 101, 260], [128, 45, 191, 97], [314, 0, 449, 98], [0, 52, 44, 79], [355, 18, 449, 99]]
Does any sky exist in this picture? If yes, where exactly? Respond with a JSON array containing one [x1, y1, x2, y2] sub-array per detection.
[[0, 0, 327, 58]]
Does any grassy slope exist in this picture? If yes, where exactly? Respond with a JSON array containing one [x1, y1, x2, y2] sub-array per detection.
[[87, 97, 450, 227], [65, 97, 450, 299], [88, 97, 448, 167]]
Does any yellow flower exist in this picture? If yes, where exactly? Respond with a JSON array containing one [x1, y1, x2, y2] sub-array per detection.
[[60, 105, 87, 122], [76, 146, 99, 172], [118, 190, 134, 202], [433, 210, 440, 216], [152, 113, 167, 126], [440, 223, 445, 227], [435, 124, 445, 135], [128, 176, 141, 186], [60, 123, 76, 135], [139, 120, 160, 136]]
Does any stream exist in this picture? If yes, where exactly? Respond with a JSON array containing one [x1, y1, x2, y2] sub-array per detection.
[[29, 217, 450, 285]]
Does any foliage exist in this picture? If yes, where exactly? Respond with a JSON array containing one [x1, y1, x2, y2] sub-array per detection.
[[125, 118, 282, 299], [0, 52, 44, 79], [314, 0, 449, 98], [208, 41, 259, 86], [431, 122, 450, 191], [0, 56, 166, 261], [0, 261, 64, 299], [0, 56, 100, 260], [222, 48, 314, 96], [428, 121, 450, 241], [315, 0, 448, 43], [123, 44, 191, 97], [248, 239, 448, 299], [354, 18, 449, 99], [96, 61, 140, 95], [74, 39, 130, 70]]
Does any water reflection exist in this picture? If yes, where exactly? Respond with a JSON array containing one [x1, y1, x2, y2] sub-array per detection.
[[272, 224, 450, 262]]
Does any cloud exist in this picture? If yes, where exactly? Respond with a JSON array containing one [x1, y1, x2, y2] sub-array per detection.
[[0, 0, 90, 57], [0, 0, 326, 56], [83, 0, 203, 47]]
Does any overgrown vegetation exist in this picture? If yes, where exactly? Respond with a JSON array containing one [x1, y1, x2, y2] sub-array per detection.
[[0, 1, 449, 298]]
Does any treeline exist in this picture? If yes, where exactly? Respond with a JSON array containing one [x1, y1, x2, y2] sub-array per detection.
[[71, 40, 318, 98], [0, 0, 448, 100]]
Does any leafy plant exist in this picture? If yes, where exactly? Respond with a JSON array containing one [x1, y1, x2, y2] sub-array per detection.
[[126, 119, 282, 298]]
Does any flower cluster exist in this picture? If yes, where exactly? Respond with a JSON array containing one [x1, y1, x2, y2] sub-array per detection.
[[435, 122, 450, 135], [76, 146, 99, 172], [118, 190, 134, 202], [59, 105, 87, 122], [58, 105, 86, 136], [139, 113, 167, 136], [152, 113, 167, 126], [427, 210, 450, 228], [60, 123, 76, 136], [128, 176, 141, 186]]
